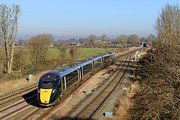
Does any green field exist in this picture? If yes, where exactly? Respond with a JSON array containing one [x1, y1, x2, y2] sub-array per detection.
[[22, 47, 116, 64], [47, 47, 116, 60]]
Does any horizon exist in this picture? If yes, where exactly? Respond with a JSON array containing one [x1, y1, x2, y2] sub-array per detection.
[[2, 0, 180, 40]]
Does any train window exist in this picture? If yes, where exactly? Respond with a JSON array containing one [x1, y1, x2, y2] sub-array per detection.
[[40, 73, 57, 89], [41, 79, 54, 89], [94, 59, 101, 68], [83, 63, 92, 75], [65, 70, 78, 88], [104, 56, 111, 63]]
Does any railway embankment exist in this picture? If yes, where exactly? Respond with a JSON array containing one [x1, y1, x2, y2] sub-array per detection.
[[114, 48, 179, 120]]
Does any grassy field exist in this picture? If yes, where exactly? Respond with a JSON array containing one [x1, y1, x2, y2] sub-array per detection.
[[23, 47, 116, 63]]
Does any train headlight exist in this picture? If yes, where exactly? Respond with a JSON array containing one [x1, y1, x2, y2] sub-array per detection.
[[52, 89, 56, 93]]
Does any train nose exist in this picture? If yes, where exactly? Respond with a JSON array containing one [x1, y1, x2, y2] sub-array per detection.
[[40, 89, 52, 104]]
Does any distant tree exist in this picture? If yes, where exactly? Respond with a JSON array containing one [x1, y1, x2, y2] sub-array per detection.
[[100, 34, 108, 41], [140, 37, 146, 42], [0, 4, 20, 74], [100, 34, 110, 50], [116, 35, 128, 47], [146, 34, 156, 46], [128, 34, 140, 47], [69, 46, 78, 61], [17, 39, 25, 46], [88, 35, 97, 48], [147, 34, 156, 41], [57, 43, 68, 64], [27, 34, 53, 65]]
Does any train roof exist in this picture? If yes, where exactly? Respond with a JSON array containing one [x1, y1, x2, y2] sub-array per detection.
[[40, 53, 115, 80], [48, 65, 79, 77], [59, 66, 79, 77], [78, 59, 93, 67], [93, 56, 102, 61], [101, 53, 113, 58]]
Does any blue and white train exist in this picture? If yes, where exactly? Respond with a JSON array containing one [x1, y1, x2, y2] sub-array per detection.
[[37, 53, 115, 106]]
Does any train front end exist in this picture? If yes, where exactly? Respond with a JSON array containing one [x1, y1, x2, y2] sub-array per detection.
[[37, 72, 60, 106]]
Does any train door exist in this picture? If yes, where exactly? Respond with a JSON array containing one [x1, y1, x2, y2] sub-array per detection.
[[91, 61, 94, 71], [77, 69, 81, 80], [63, 77, 67, 91], [60, 78, 64, 94], [92, 60, 95, 71], [101, 57, 103, 67]]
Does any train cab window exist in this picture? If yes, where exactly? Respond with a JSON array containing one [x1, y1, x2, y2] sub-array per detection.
[[40, 73, 57, 89], [65, 70, 78, 88], [41, 79, 54, 89]]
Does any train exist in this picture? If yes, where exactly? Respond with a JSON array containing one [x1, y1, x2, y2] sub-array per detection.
[[37, 53, 115, 106]]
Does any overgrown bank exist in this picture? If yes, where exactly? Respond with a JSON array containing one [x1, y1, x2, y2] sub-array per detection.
[[114, 4, 180, 120], [128, 4, 180, 120]]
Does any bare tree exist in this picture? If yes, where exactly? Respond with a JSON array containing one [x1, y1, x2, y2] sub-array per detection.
[[0, 4, 20, 74], [57, 43, 68, 64], [27, 34, 53, 65], [13, 49, 24, 71], [116, 35, 128, 47], [128, 34, 140, 47], [100, 34, 108, 41], [69, 46, 78, 61], [88, 35, 97, 48], [156, 4, 180, 50]]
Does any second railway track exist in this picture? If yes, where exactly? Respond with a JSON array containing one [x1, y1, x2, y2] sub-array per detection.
[[70, 55, 132, 120], [0, 83, 38, 120]]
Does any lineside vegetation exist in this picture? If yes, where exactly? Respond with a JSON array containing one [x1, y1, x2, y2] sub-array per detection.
[[129, 4, 180, 120]]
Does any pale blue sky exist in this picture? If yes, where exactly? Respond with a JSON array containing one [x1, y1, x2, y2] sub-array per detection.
[[1, 0, 180, 39]]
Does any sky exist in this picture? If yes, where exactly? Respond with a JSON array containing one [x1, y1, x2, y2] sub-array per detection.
[[1, 0, 180, 39]]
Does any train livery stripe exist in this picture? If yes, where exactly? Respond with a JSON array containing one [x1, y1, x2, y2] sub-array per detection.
[[40, 89, 52, 104]]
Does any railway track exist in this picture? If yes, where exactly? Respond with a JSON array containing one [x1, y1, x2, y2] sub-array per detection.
[[0, 83, 37, 105], [70, 55, 131, 120], [0, 84, 38, 120]]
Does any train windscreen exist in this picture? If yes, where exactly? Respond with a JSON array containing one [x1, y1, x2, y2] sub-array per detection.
[[40, 73, 56, 89], [41, 80, 54, 89]]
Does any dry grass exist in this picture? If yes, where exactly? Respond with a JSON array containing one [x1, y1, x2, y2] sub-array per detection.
[[0, 71, 46, 96], [114, 81, 140, 120], [0, 78, 28, 96]]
